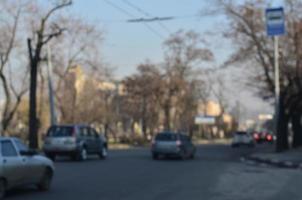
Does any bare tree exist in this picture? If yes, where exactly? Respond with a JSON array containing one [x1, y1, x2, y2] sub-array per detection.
[[123, 62, 163, 138], [161, 30, 213, 132], [49, 17, 106, 124], [27, 0, 72, 148], [209, 0, 302, 151], [0, 1, 29, 135]]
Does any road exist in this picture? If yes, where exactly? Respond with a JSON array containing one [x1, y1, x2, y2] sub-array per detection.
[[6, 144, 302, 200]]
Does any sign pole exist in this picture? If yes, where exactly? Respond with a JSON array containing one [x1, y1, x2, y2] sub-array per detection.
[[266, 7, 284, 140], [274, 36, 280, 137]]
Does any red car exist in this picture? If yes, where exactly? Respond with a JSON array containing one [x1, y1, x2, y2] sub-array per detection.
[[253, 132, 274, 143]]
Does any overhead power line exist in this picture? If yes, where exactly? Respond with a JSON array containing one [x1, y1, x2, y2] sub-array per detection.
[[122, 0, 171, 33], [127, 17, 174, 23], [103, 0, 135, 18], [122, 0, 151, 17], [102, 0, 165, 39]]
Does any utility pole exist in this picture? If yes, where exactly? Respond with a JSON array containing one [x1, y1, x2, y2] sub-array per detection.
[[47, 44, 57, 126]]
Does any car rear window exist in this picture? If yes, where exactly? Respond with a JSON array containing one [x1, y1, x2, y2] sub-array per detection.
[[235, 131, 247, 135], [155, 133, 178, 141], [47, 126, 74, 137]]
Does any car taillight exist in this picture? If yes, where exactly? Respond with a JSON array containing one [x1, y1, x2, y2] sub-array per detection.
[[176, 140, 182, 146], [267, 135, 273, 141], [253, 133, 259, 140]]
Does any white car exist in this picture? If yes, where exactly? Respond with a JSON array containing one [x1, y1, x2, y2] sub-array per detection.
[[231, 131, 254, 147], [0, 137, 54, 199]]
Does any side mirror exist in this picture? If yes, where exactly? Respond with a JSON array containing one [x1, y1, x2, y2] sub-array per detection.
[[20, 149, 38, 156]]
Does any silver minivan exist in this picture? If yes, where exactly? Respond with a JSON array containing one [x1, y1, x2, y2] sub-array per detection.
[[151, 132, 196, 160], [43, 125, 108, 161], [0, 137, 54, 199]]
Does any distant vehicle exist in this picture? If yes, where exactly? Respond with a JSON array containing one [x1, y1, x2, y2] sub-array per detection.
[[253, 131, 274, 144], [151, 132, 196, 160], [43, 125, 108, 161], [231, 131, 254, 147], [0, 137, 54, 199]]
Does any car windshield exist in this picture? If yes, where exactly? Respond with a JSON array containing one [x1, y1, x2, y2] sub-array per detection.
[[47, 126, 74, 137], [155, 133, 178, 141], [14, 139, 29, 152]]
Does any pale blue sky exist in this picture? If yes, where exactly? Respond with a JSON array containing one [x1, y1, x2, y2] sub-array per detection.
[[71, 0, 228, 78]]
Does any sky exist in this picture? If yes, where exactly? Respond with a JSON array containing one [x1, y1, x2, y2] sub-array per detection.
[[71, 0, 228, 77]]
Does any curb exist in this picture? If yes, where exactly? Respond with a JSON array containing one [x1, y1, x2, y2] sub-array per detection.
[[242, 156, 302, 169]]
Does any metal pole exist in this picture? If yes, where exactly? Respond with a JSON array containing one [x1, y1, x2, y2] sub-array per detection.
[[47, 44, 57, 125], [274, 36, 280, 135]]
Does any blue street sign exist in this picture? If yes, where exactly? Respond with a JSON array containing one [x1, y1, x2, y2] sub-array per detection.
[[266, 7, 285, 36]]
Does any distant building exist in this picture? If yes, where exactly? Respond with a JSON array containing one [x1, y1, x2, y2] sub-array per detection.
[[196, 100, 236, 138]]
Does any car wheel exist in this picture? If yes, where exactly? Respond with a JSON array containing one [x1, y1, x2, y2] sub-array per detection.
[[46, 153, 56, 161], [79, 147, 88, 161], [179, 150, 186, 160], [0, 179, 6, 199], [37, 169, 53, 191], [231, 144, 238, 148], [190, 152, 195, 159], [152, 153, 159, 160], [99, 146, 108, 159], [76, 147, 88, 161]]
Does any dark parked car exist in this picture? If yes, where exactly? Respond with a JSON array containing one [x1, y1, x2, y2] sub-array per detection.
[[43, 125, 108, 161], [0, 137, 54, 199], [151, 132, 196, 160]]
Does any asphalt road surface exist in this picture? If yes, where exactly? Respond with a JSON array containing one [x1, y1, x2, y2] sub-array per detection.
[[6, 144, 302, 200]]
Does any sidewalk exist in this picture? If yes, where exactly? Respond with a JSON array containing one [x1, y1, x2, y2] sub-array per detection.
[[195, 138, 231, 145], [245, 147, 302, 169]]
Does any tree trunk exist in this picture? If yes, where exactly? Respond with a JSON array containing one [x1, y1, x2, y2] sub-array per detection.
[[276, 96, 289, 152], [142, 117, 147, 139], [164, 100, 171, 131], [292, 112, 302, 148], [141, 96, 147, 138], [104, 123, 109, 139], [28, 39, 39, 149]]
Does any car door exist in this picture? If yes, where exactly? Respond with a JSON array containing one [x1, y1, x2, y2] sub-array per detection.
[[185, 136, 195, 155], [181, 135, 192, 155], [91, 128, 102, 152], [1, 140, 26, 187], [83, 127, 95, 153], [14, 139, 43, 184]]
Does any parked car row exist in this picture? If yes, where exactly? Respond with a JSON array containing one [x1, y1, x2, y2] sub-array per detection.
[[231, 130, 275, 148], [0, 124, 109, 199], [0, 126, 196, 199]]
